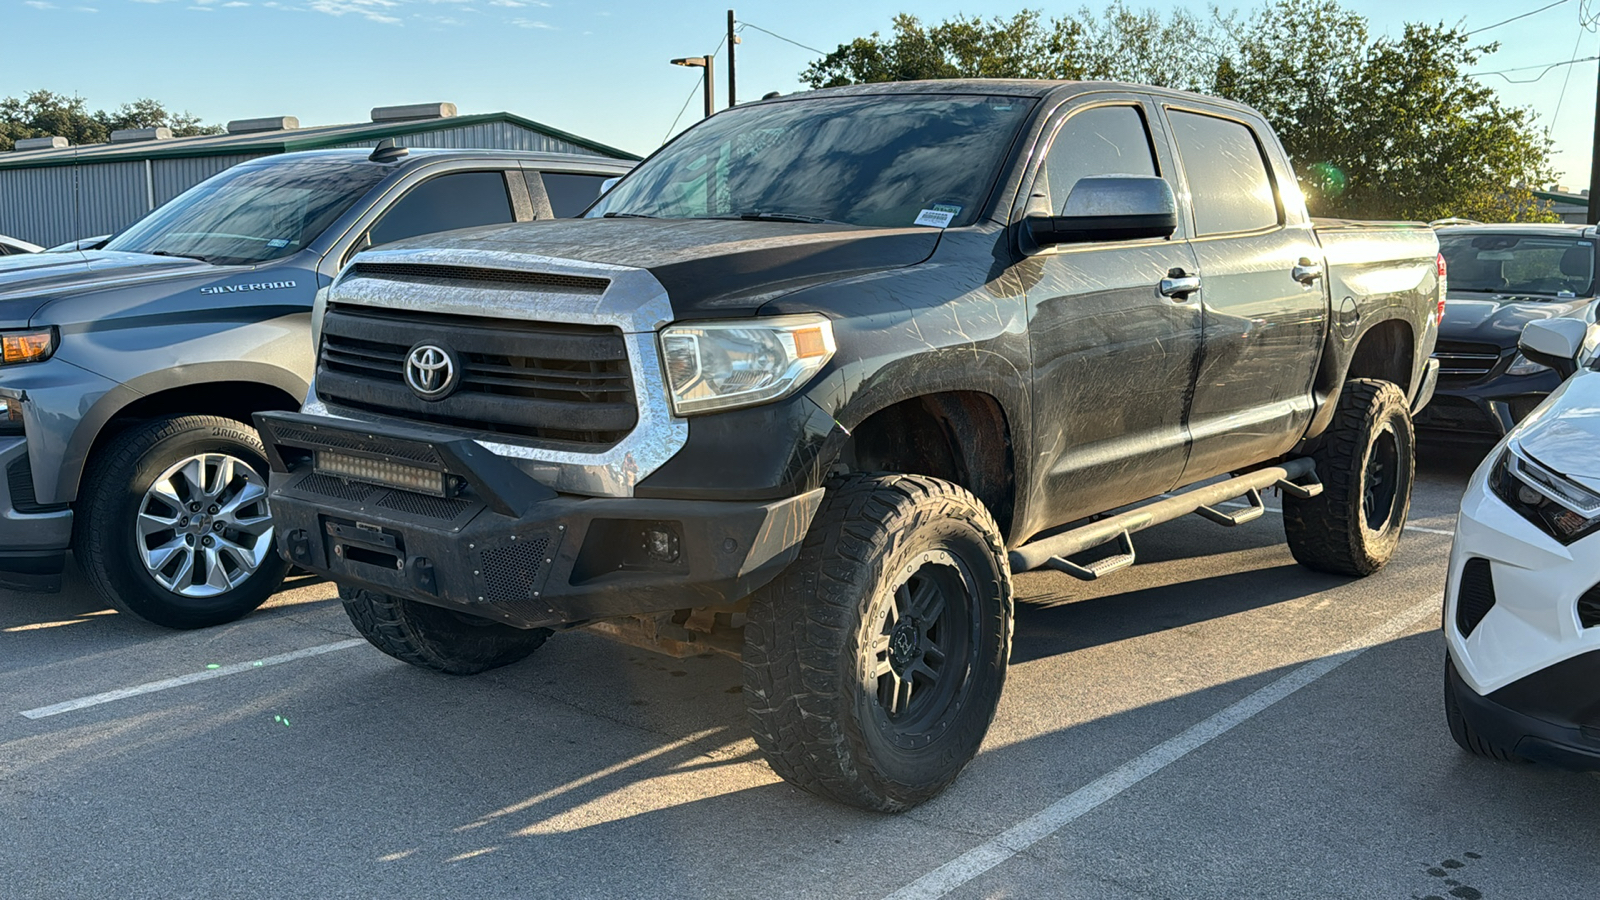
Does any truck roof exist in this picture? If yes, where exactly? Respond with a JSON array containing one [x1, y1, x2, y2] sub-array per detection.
[[768, 78, 1263, 117], [235, 147, 636, 172]]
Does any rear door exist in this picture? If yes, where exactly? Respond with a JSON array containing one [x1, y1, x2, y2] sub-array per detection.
[[1162, 107, 1327, 483], [1022, 95, 1203, 525]]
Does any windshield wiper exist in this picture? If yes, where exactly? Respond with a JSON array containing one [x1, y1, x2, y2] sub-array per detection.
[[601, 212, 655, 219], [148, 250, 212, 263], [726, 211, 845, 225]]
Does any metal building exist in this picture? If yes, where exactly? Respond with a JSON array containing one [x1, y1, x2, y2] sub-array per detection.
[[0, 102, 639, 247]]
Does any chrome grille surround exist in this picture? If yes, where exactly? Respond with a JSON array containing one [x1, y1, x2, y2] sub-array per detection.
[[304, 245, 685, 499]]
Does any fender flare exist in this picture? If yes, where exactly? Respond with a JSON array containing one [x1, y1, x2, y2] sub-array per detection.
[[52, 362, 308, 505]]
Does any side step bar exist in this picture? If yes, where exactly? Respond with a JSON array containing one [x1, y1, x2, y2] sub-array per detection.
[[1008, 458, 1320, 579]]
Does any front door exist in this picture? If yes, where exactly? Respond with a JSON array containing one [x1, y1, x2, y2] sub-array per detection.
[[1023, 97, 1203, 531]]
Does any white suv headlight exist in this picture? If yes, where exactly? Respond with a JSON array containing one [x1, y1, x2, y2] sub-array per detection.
[[1490, 443, 1600, 545], [658, 315, 836, 415]]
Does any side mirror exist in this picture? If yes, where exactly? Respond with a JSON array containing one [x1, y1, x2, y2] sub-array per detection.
[[600, 177, 622, 195], [1024, 175, 1178, 248], [1519, 318, 1595, 380]]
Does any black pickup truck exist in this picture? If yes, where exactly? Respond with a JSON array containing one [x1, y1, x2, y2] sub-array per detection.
[[257, 81, 1442, 811]]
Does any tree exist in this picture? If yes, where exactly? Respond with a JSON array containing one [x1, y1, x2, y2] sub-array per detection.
[[0, 91, 222, 152], [801, 0, 1558, 222]]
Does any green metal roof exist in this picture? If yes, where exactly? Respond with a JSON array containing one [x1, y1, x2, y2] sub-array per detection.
[[0, 111, 640, 170]]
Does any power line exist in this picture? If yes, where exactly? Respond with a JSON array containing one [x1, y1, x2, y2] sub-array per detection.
[[1549, 27, 1590, 128], [1472, 54, 1600, 82], [661, 73, 704, 146], [1466, 0, 1572, 35], [737, 21, 828, 56], [660, 31, 731, 145]]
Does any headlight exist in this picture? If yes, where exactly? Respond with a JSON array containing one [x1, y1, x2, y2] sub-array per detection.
[[1505, 353, 1549, 376], [658, 315, 836, 415], [0, 328, 55, 366], [1489, 444, 1600, 545]]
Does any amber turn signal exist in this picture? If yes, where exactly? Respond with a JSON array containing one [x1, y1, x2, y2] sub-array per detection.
[[0, 329, 54, 365]]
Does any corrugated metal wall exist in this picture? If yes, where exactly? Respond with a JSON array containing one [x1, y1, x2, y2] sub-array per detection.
[[0, 121, 606, 248], [0, 166, 76, 248], [331, 121, 606, 156], [152, 153, 268, 207], [74, 161, 149, 244]]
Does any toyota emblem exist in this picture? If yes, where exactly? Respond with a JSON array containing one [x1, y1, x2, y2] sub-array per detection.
[[405, 342, 458, 400]]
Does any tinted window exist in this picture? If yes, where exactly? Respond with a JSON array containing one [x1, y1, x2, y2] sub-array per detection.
[[1438, 233, 1596, 297], [104, 159, 389, 265], [369, 171, 514, 247], [1037, 105, 1158, 214], [542, 172, 615, 218], [1169, 111, 1280, 236], [590, 94, 1036, 228]]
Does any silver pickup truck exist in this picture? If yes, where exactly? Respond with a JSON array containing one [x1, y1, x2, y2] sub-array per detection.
[[258, 80, 1442, 811], [0, 146, 631, 627]]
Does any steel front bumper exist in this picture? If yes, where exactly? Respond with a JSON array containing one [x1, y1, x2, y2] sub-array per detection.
[[256, 412, 822, 629]]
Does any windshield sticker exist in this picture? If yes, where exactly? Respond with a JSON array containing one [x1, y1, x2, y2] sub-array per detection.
[[914, 204, 962, 228], [266, 238, 290, 249]]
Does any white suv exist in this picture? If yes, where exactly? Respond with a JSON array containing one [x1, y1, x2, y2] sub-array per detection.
[[1444, 316, 1600, 768]]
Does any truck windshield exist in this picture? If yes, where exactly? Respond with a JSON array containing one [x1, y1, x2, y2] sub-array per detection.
[[588, 94, 1036, 229], [1439, 232, 1596, 298], [103, 159, 389, 266]]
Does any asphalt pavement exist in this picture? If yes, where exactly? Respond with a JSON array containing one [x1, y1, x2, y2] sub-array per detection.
[[3, 442, 1596, 900]]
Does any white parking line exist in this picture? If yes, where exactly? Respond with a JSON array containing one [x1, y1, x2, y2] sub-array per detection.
[[19, 638, 366, 720], [881, 595, 1440, 900]]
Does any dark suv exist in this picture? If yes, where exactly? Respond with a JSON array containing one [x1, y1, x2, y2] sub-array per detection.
[[1419, 224, 1598, 442]]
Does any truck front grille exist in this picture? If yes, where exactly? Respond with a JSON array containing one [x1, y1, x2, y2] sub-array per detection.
[[1432, 340, 1504, 382], [316, 303, 637, 448]]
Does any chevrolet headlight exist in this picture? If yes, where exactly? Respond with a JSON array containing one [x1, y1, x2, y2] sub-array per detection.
[[0, 328, 55, 366], [1490, 444, 1600, 545], [659, 315, 836, 415]]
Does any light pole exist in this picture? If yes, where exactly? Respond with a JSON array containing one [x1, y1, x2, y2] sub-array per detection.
[[671, 56, 716, 120]]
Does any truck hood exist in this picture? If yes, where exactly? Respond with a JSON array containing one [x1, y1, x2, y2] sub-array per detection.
[[0, 250, 229, 327], [376, 218, 943, 315], [1441, 293, 1594, 349], [1515, 369, 1600, 489]]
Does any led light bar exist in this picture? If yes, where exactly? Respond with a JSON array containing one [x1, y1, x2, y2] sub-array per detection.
[[314, 451, 447, 497]]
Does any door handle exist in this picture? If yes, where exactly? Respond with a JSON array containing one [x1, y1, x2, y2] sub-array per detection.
[[1160, 269, 1201, 300], [1292, 258, 1323, 286]]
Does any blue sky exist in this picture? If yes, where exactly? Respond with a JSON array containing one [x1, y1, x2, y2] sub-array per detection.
[[3, 0, 1594, 189]]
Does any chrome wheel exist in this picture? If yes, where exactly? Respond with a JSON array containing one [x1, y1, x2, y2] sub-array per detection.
[[135, 453, 273, 598]]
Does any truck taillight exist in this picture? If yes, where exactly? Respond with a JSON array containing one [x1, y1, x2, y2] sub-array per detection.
[[1435, 253, 1447, 324]]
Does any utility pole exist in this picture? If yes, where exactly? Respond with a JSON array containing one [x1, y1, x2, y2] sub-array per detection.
[[1590, 59, 1599, 223], [728, 9, 738, 108]]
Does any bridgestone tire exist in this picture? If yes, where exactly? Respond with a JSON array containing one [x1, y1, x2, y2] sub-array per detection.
[[75, 415, 289, 629], [1444, 657, 1525, 763], [743, 474, 1013, 812], [340, 586, 552, 675], [1283, 378, 1414, 576]]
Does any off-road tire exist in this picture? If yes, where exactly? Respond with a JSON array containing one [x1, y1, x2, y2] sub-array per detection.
[[743, 473, 1013, 812], [340, 586, 551, 675], [75, 415, 289, 629], [1444, 656, 1526, 763], [1283, 378, 1414, 576]]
